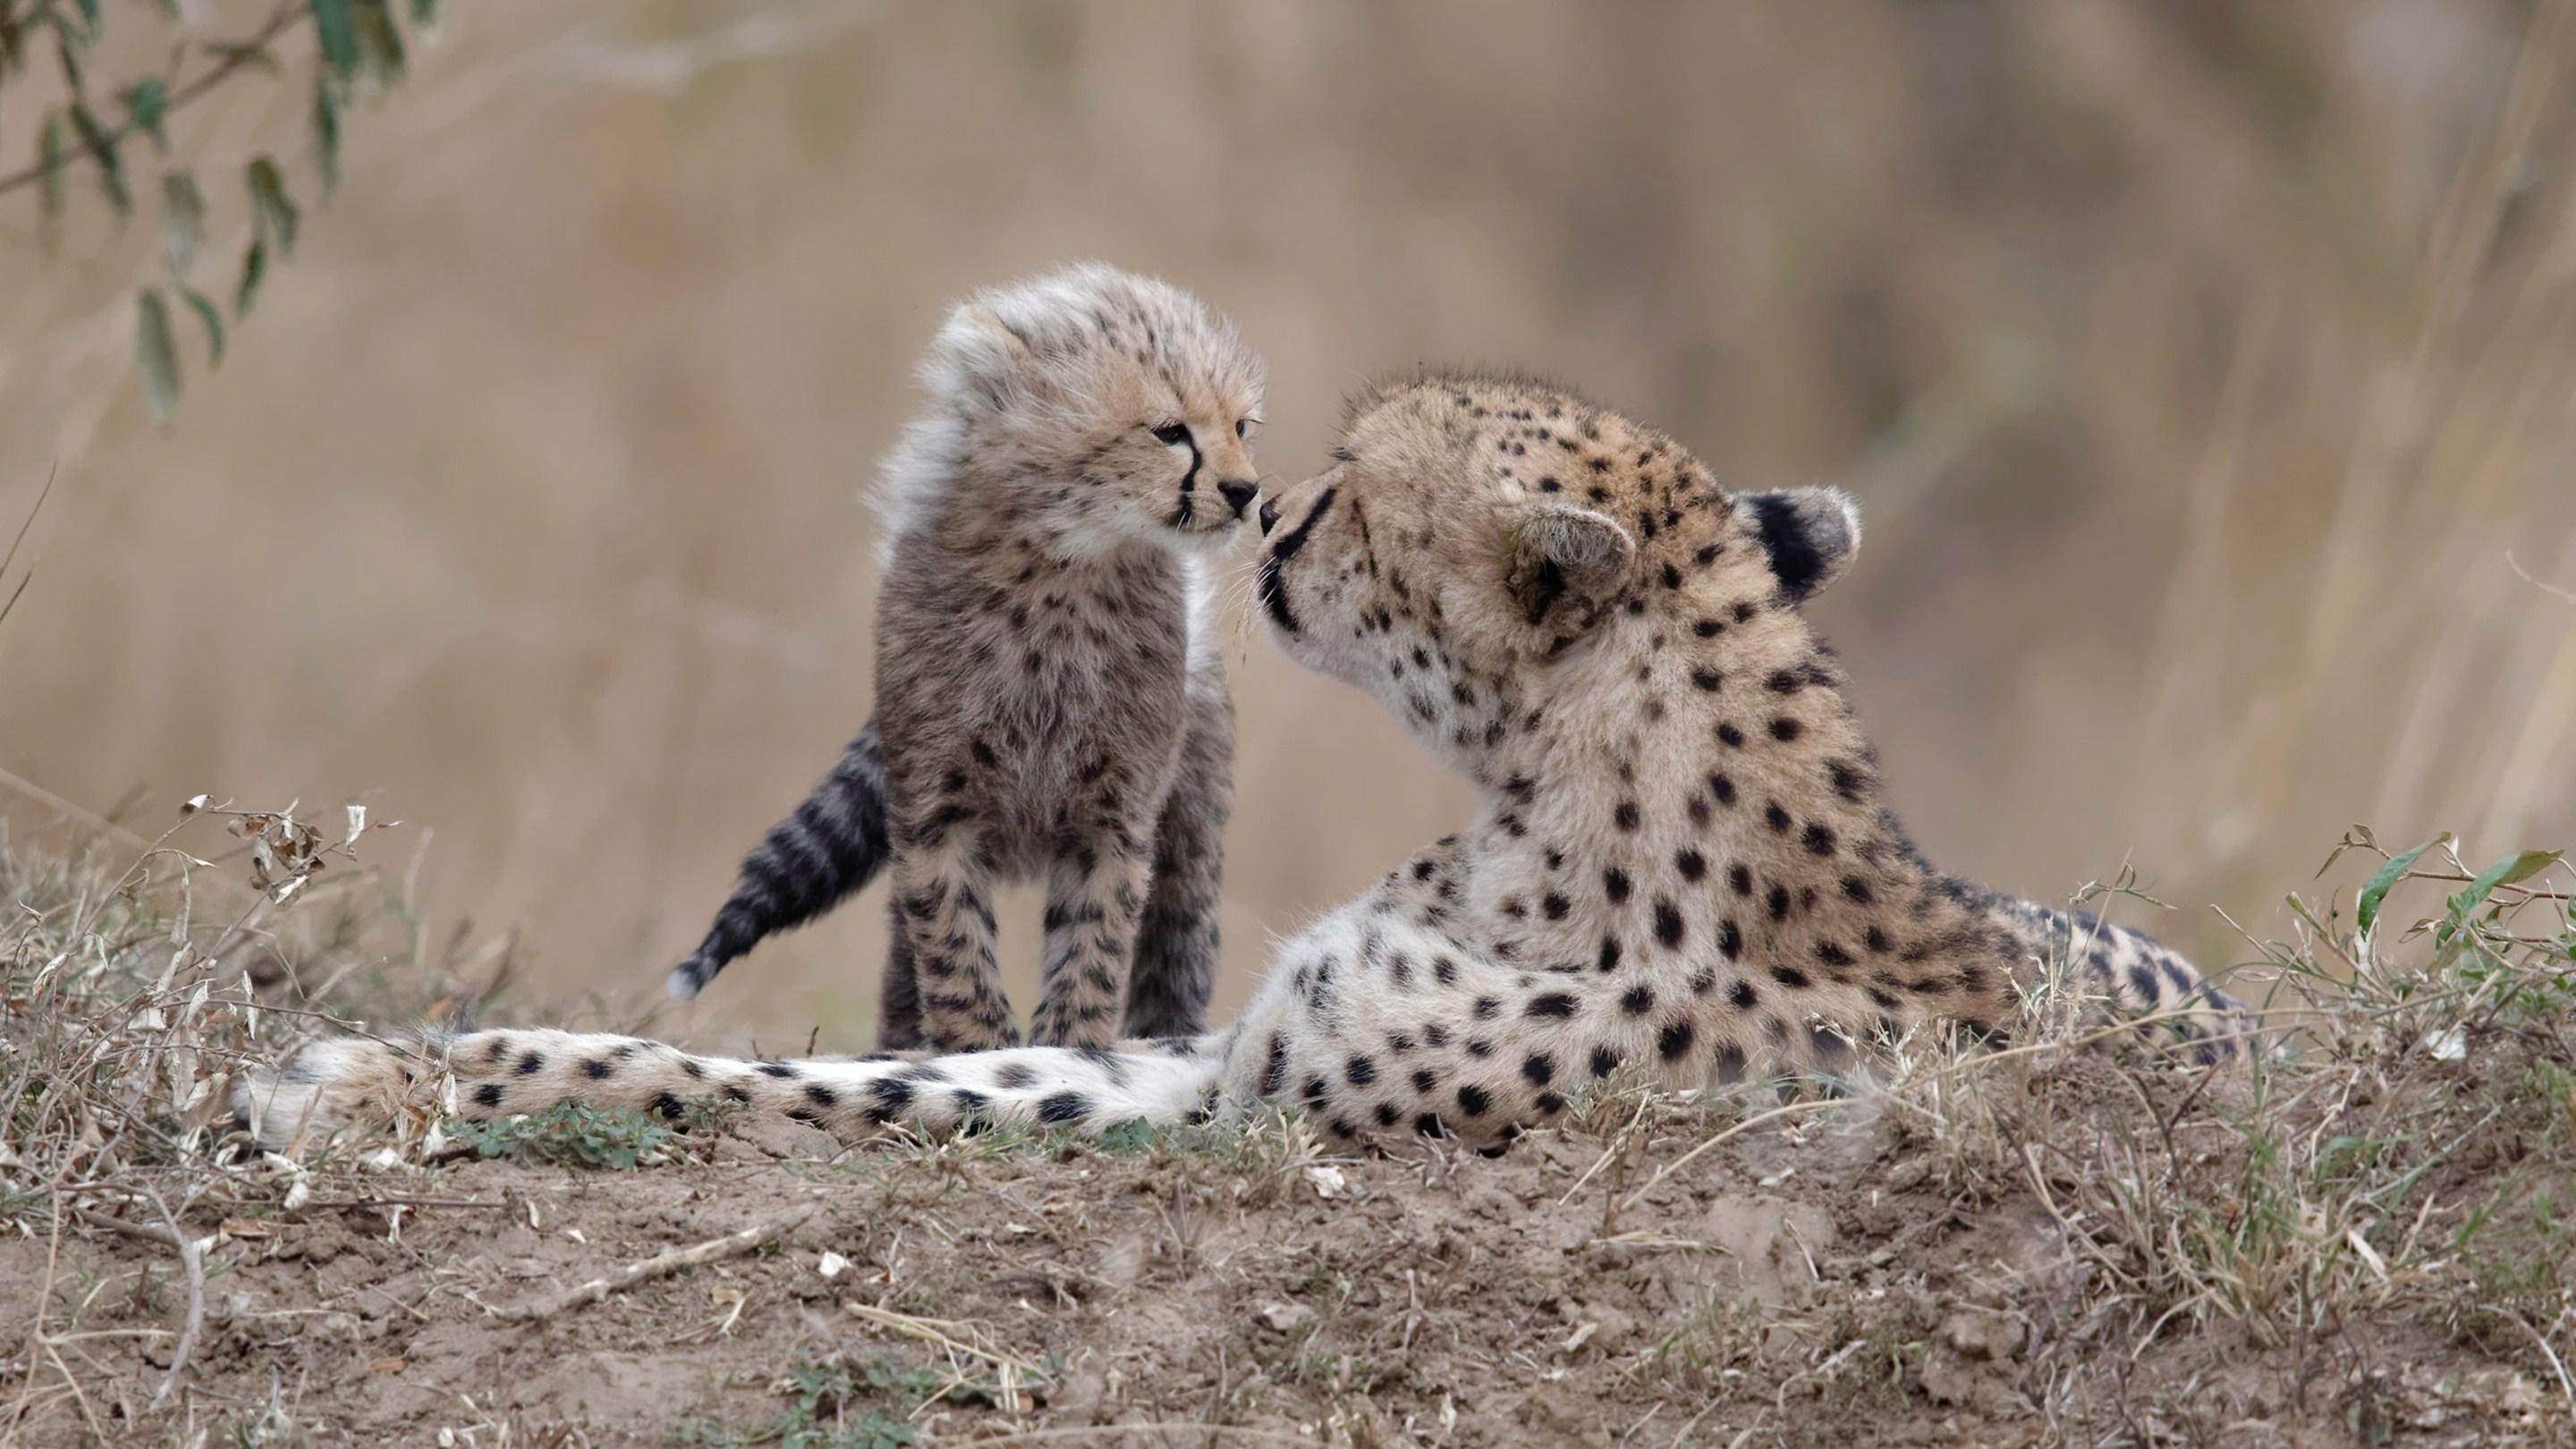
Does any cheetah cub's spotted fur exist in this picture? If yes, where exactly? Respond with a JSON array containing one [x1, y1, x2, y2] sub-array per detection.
[[667, 264, 1264, 1052], [237, 373, 2250, 1154]]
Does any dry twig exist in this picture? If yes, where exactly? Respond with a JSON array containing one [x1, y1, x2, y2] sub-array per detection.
[[496, 1206, 814, 1323]]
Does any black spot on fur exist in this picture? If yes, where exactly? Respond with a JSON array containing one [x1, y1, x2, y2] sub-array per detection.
[[582, 1058, 612, 1080], [472, 1082, 505, 1108], [1036, 1091, 1089, 1124], [867, 1078, 915, 1123], [1521, 1053, 1555, 1087], [1526, 992, 1578, 1020], [1654, 901, 1685, 949], [1657, 1020, 1696, 1062], [1456, 1084, 1492, 1117]]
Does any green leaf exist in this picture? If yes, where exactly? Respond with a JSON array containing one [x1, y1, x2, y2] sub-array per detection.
[[245, 157, 297, 258], [134, 289, 182, 422], [234, 236, 267, 318], [309, 77, 341, 194], [409, 0, 438, 27], [2436, 850, 2563, 945], [67, 103, 128, 215], [182, 286, 225, 367], [2358, 835, 2448, 935], [50, 18, 80, 96], [351, 0, 405, 85], [309, 0, 359, 80], [69, 0, 98, 33], [159, 169, 203, 277], [121, 76, 167, 150], [37, 110, 67, 222]]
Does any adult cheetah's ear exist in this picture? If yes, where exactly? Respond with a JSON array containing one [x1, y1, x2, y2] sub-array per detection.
[[1506, 504, 1636, 632], [1743, 487, 1861, 604]]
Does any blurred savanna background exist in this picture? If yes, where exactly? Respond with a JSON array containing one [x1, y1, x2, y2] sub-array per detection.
[[3, 0, 2572, 1050]]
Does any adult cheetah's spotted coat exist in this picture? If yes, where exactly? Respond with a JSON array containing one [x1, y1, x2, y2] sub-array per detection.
[[237, 373, 2248, 1152]]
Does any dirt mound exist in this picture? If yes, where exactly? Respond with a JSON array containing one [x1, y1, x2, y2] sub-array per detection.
[[4, 1068, 2559, 1447]]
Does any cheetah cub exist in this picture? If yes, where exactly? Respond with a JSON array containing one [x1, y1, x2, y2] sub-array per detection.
[[666, 264, 1265, 1052]]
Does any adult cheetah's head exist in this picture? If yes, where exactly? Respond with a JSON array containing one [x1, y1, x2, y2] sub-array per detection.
[[1258, 373, 1858, 754], [894, 262, 1267, 554]]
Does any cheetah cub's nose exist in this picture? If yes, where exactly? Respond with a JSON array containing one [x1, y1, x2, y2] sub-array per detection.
[[1257, 496, 1281, 535], [1217, 479, 1260, 520]]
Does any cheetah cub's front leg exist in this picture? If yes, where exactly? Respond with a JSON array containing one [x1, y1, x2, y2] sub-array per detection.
[[1030, 845, 1156, 1048], [892, 832, 1018, 1052]]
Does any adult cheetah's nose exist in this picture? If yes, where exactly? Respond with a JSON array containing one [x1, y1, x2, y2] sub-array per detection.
[[1217, 479, 1259, 519], [1257, 496, 1281, 535]]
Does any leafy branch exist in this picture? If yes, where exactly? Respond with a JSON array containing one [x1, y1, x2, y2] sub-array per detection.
[[0, 0, 437, 421]]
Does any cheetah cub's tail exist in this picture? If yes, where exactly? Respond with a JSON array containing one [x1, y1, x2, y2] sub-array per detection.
[[233, 1026, 1231, 1153], [667, 725, 894, 1002]]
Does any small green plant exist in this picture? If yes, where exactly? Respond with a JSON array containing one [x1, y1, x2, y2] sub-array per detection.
[[447, 1099, 691, 1170], [674, 1351, 953, 1449]]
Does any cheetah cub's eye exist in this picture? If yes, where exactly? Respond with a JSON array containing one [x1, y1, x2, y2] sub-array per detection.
[[1151, 422, 1191, 446], [1235, 418, 1254, 439]]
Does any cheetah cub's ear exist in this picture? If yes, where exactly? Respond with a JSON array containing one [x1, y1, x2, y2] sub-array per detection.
[[1742, 486, 1861, 604], [919, 303, 1037, 413], [1507, 503, 1636, 631]]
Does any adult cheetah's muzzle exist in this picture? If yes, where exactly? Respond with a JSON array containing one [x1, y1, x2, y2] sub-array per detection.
[[1257, 486, 1336, 636]]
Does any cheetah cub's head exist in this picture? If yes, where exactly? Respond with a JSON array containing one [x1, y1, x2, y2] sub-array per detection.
[[902, 262, 1267, 555], [1258, 373, 1858, 758]]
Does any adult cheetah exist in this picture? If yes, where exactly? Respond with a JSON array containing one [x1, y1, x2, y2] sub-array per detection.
[[237, 372, 2250, 1151]]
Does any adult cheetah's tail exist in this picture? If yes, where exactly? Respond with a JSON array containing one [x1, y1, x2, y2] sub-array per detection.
[[232, 1027, 1231, 1154], [1998, 900, 2258, 1065], [667, 724, 894, 1001]]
